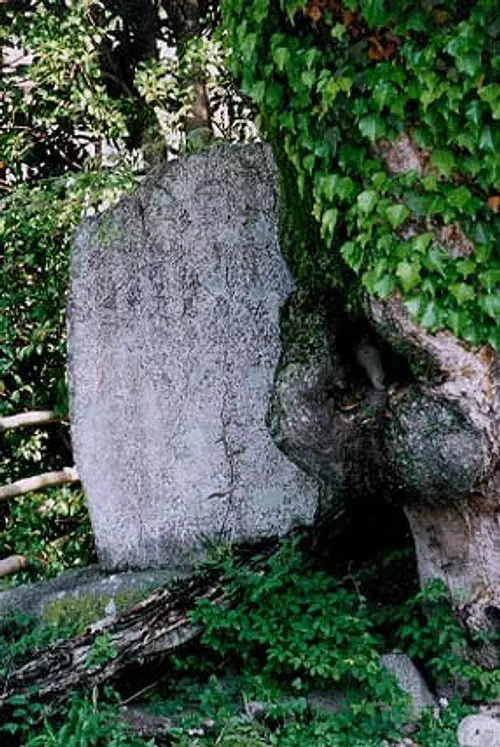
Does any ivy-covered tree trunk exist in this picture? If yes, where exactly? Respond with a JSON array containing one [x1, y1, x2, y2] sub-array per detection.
[[222, 0, 500, 664]]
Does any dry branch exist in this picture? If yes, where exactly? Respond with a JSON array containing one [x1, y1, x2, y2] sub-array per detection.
[[0, 410, 62, 431], [0, 555, 27, 577], [0, 467, 79, 502]]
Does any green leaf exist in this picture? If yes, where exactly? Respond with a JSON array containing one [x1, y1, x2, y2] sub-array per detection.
[[321, 208, 339, 239], [420, 301, 438, 329], [478, 83, 500, 105], [272, 46, 291, 72], [386, 204, 410, 229], [413, 233, 433, 253], [429, 150, 455, 177], [362, 268, 394, 298], [359, 0, 388, 27], [249, 81, 266, 103], [336, 177, 355, 200], [340, 241, 364, 273], [303, 153, 315, 173], [456, 258, 476, 278], [479, 270, 500, 291], [321, 174, 355, 201], [404, 296, 422, 318], [396, 261, 421, 292], [357, 190, 378, 214], [450, 283, 475, 306], [265, 82, 283, 108], [480, 125, 495, 152], [358, 115, 383, 142], [447, 186, 473, 211], [480, 294, 500, 320], [456, 53, 481, 77], [301, 70, 316, 89], [331, 23, 346, 40]]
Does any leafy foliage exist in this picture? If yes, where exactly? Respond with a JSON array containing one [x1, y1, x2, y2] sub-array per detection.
[[3, 687, 148, 746], [1, 540, 495, 745], [221, 0, 500, 347], [0, 488, 96, 586], [1, 0, 131, 179]]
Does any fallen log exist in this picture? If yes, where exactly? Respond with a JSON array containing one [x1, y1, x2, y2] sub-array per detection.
[[0, 540, 279, 712], [0, 467, 79, 502], [0, 410, 61, 431]]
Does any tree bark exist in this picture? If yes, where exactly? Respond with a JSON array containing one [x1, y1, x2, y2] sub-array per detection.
[[269, 287, 500, 666]]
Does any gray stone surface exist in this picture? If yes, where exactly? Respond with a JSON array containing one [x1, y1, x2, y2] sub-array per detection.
[[0, 565, 176, 630], [68, 143, 319, 570], [381, 653, 436, 719], [458, 714, 500, 747]]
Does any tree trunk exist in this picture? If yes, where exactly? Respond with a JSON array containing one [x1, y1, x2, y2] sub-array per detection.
[[269, 287, 500, 666]]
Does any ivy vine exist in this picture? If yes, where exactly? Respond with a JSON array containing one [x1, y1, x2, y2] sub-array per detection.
[[221, 0, 500, 348]]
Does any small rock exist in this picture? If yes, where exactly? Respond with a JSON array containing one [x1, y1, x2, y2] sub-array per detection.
[[307, 689, 348, 715], [458, 713, 500, 747], [381, 652, 436, 720]]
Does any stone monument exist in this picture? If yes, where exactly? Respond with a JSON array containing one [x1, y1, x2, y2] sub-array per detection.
[[68, 143, 319, 570]]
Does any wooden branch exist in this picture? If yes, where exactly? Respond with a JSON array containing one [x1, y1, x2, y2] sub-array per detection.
[[0, 555, 27, 577], [0, 410, 62, 431], [0, 467, 79, 502], [0, 541, 280, 712]]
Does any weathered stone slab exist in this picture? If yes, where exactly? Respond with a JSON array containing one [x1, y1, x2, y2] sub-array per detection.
[[68, 144, 319, 570], [0, 565, 177, 632]]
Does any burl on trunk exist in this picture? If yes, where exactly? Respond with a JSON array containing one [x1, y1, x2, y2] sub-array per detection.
[[269, 287, 500, 665]]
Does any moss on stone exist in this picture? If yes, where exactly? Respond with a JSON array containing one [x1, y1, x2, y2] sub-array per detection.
[[44, 585, 153, 632]]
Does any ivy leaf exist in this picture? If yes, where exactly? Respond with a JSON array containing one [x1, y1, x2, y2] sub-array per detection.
[[402, 296, 421, 321], [450, 283, 475, 306], [331, 23, 346, 41], [321, 208, 339, 239], [479, 125, 495, 151], [456, 258, 476, 278], [430, 150, 455, 177], [303, 153, 315, 173], [479, 269, 500, 291], [386, 204, 410, 229], [358, 115, 384, 142], [272, 46, 291, 72], [362, 268, 394, 298], [447, 186, 473, 211], [480, 294, 500, 319], [249, 81, 266, 104], [420, 301, 438, 329], [413, 233, 433, 253], [396, 260, 421, 292], [456, 54, 482, 78], [357, 190, 378, 214], [301, 70, 316, 89], [341, 240, 364, 273], [265, 82, 283, 108], [359, 0, 388, 27]]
